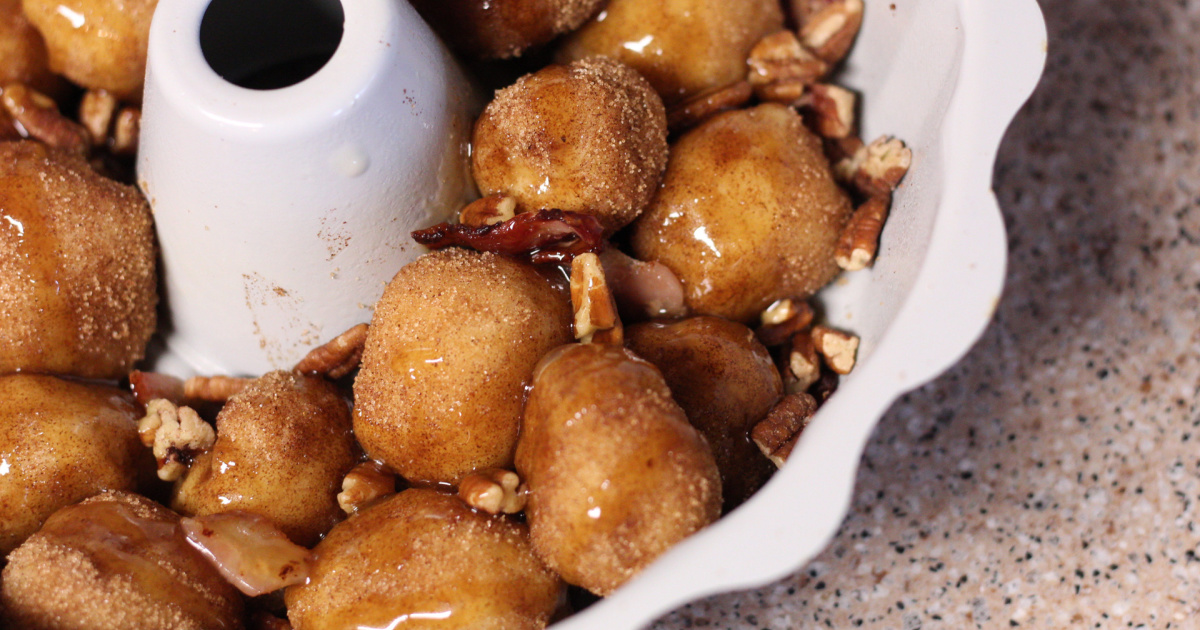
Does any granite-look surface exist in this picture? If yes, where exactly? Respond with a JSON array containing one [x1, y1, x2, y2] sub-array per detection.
[[652, 1, 1200, 627]]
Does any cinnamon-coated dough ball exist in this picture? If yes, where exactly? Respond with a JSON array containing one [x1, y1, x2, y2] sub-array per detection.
[[516, 343, 722, 595], [473, 57, 668, 235], [557, 0, 783, 105], [410, 0, 606, 59], [286, 488, 563, 630], [0, 374, 151, 555], [21, 0, 157, 101], [626, 316, 781, 509], [0, 0, 61, 95], [0, 141, 157, 379], [1, 491, 245, 630], [353, 248, 572, 484], [631, 104, 853, 322], [172, 371, 358, 547]]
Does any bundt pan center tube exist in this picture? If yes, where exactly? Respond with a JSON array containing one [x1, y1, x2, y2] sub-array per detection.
[[137, 0, 478, 377]]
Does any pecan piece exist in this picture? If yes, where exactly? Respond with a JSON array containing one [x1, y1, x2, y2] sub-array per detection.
[[138, 399, 216, 481], [184, 375, 254, 402], [458, 468, 528, 515], [571, 252, 623, 345], [752, 392, 819, 467], [1, 83, 90, 154], [811, 325, 859, 375], [747, 31, 828, 104], [111, 106, 140, 156], [756, 298, 815, 347], [295, 323, 369, 379], [80, 89, 118, 147], [785, 334, 822, 393], [799, 0, 864, 65], [667, 81, 754, 134], [837, 135, 913, 197], [337, 461, 397, 515], [800, 83, 856, 139], [835, 194, 891, 271], [459, 194, 518, 227]]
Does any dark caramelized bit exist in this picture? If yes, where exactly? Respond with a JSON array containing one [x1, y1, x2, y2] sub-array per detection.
[[411, 209, 606, 264]]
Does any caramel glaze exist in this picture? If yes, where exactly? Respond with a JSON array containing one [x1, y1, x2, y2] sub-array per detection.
[[1, 491, 244, 630]]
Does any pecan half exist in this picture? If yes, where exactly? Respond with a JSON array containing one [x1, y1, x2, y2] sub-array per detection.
[[1, 83, 89, 154], [811, 325, 859, 374], [295, 323, 369, 379], [138, 399, 217, 481], [835, 194, 891, 271], [571, 252, 622, 345], [756, 298, 815, 347], [459, 194, 518, 227], [747, 31, 828, 104], [458, 468, 528, 515], [337, 461, 397, 515], [800, 83, 856, 139], [799, 0, 864, 65]]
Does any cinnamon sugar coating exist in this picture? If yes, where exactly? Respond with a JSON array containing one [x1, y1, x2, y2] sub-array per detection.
[[631, 104, 853, 323], [353, 249, 572, 485], [1, 491, 244, 630], [473, 57, 668, 236], [557, 0, 784, 105], [0, 141, 156, 379]]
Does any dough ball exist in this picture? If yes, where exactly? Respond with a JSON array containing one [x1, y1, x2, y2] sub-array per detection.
[[473, 56, 668, 236], [0, 374, 151, 555], [557, 0, 783, 105], [172, 371, 358, 547], [285, 488, 562, 630], [0, 0, 61, 95], [1, 491, 244, 630], [631, 104, 852, 322], [0, 141, 157, 379], [353, 248, 572, 484], [625, 316, 781, 509], [21, 0, 157, 101]]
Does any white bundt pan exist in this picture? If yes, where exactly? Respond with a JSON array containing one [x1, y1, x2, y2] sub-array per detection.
[[554, 0, 1047, 627]]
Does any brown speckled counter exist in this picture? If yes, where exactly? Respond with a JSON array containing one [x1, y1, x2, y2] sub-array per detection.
[[652, 1, 1200, 627]]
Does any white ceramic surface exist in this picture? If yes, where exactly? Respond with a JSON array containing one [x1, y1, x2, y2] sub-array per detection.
[[138, 0, 477, 377], [551, 0, 1048, 627]]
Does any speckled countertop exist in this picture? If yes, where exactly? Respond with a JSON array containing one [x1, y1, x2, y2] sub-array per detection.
[[652, 1, 1200, 628]]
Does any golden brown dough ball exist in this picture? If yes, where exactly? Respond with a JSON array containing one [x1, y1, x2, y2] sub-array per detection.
[[631, 104, 853, 323], [626, 316, 782, 509], [472, 57, 668, 236], [172, 370, 358, 547], [285, 488, 563, 630], [557, 0, 783, 105], [21, 0, 157, 101], [353, 248, 572, 485], [0, 141, 157, 379], [1, 491, 245, 630], [0, 374, 151, 555], [516, 343, 722, 595], [410, 0, 606, 59], [0, 0, 61, 95]]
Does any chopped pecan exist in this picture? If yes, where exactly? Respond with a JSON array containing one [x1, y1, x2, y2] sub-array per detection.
[[1, 83, 90, 154], [459, 194, 518, 227], [800, 83, 856, 139], [138, 399, 216, 481], [666, 81, 754, 134], [184, 375, 253, 402], [747, 31, 828, 104], [799, 0, 864, 65], [571, 252, 623, 345], [811, 325, 859, 374], [838, 135, 913, 197], [295, 323, 369, 379], [835, 194, 891, 271], [756, 298, 815, 347], [111, 106, 140, 156], [752, 392, 819, 467], [337, 461, 397, 515], [80, 89, 118, 147], [785, 334, 822, 393], [458, 468, 528, 515], [412, 209, 606, 264]]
